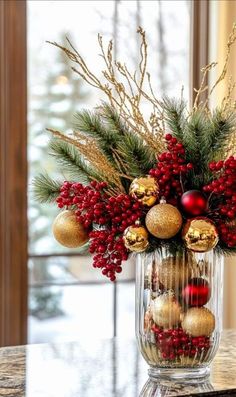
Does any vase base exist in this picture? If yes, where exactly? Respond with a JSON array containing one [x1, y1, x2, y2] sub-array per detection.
[[148, 366, 210, 383]]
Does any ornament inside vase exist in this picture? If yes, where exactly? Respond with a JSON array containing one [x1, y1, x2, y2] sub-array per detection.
[[136, 248, 223, 380]]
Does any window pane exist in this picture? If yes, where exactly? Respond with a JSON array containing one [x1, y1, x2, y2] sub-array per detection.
[[28, 283, 114, 343], [117, 282, 135, 337]]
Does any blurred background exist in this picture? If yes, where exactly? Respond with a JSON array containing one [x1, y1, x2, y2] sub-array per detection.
[[0, 0, 235, 347]]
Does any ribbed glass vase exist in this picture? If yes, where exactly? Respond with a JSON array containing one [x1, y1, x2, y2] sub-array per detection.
[[135, 249, 224, 381]]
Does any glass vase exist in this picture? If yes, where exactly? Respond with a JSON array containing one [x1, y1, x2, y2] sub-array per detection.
[[135, 249, 224, 381]]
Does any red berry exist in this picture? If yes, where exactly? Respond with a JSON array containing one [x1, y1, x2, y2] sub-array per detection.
[[187, 163, 193, 170], [165, 133, 172, 141]]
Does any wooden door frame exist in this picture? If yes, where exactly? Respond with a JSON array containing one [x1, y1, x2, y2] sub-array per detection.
[[0, 0, 28, 346], [190, 0, 210, 106]]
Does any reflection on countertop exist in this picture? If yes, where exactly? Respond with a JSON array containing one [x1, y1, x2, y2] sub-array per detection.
[[0, 330, 235, 397]]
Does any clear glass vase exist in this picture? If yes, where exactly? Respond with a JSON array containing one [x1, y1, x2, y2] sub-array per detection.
[[135, 249, 224, 381]]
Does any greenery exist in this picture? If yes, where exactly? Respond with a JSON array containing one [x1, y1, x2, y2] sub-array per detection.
[[49, 138, 100, 183], [35, 103, 157, 199], [34, 95, 236, 257], [33, 173, 62, 203]]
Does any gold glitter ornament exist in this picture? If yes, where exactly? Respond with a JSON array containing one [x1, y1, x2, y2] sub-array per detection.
[[52, 210, 89, 248], [129, 176, 159, 206], [182, 307, 215, 337], [145, 201, 182, 239], [151, 293, 182, 328], [182, 217, 219, 252], [123, 225, 149, 252], [158, 256, 191, 291]]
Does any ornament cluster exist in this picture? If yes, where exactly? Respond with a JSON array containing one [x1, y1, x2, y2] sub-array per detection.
[[52, 133, 236, 281], [143, 255, 214, 364]]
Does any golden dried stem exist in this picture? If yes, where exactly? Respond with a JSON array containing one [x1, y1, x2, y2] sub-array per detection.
[[47, 28, 165, 154], [46, 128, 126, 192], [210, 23, 236, 96], [193, 62, 217, 111]]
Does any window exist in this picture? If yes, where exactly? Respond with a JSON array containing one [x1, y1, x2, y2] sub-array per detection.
[[0, 0, 208, 346], [27, 0, 191, 343]]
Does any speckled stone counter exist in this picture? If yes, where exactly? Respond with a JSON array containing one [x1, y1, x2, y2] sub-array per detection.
[[0, 330, 235, 397]]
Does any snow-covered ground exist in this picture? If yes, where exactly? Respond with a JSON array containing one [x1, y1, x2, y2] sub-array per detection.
[[28, 282, 135, 344]]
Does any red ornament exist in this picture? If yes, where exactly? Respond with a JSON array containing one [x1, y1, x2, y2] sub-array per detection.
[[182, 278, 211, 307], [181, 190, 208, 216]]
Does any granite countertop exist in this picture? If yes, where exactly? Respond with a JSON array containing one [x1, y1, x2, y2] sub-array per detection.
[[0, 330, 235, 397]]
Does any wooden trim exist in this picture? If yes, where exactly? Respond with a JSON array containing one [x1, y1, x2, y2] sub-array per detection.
[[0, 0, 27, 346], [190, 0, 209, 106]]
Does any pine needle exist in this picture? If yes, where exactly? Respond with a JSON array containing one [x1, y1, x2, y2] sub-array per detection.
[[33, 173, 62, 203]]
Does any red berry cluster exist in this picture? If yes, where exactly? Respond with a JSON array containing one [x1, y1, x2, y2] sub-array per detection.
[[56, 181, 109, 228], [89, 194, 143, 281], [151, 325, 210, 360], [203, 156, 236, 214], [202, 156, 236, 247], [89, 230, 128, 281], [56, 181, 143, 280], [149, 134, 193, 199], [106, 194, 143, 232], [218, 223, 236, 248]]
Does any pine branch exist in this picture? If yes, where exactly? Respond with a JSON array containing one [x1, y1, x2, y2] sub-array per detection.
[[162, 97, 186, 141], [182, 111, 208, 163], [188, 170, 213, 190], [49, 138, 100, 183], [73, 106, 156, 183], [203, 109, 236, 161], [117, 132, 156, 177], [99, 102, 127, 136], [73, 110, 119, 163], [33, 173, 62, 203], [146, 234, 185, 256]]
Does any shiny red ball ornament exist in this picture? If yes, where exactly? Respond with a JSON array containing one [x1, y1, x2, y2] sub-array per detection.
[[181, 190, 208, 216], [182, 278, 211, 307]]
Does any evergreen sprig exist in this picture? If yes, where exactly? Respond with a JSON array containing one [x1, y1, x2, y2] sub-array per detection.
[[49, 138, 99, 183], [73, 109, 119, 163], [117, 132, 156, 177], [99, 102, 127, 136], [73, 105, 157, 185], [163, 99, 236, 188], [202, 109, 236, 161], [162, 97, 186, 141], [33, 173, 62, 203]]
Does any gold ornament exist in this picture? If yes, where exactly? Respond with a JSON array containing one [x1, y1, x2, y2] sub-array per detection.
[[158, 255, 191, 291], [182, 307, 215, 337], [129, 176, 159, 206], [151, 293, 181, 328], [182, 218, 219, 252], [123, 225, 149, 252], [145, 202, 182, 239], [52, 210, 89, 248]]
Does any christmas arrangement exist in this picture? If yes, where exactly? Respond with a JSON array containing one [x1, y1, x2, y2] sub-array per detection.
[[34, 27, 236, 280], [34, 27, 236, 372]]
